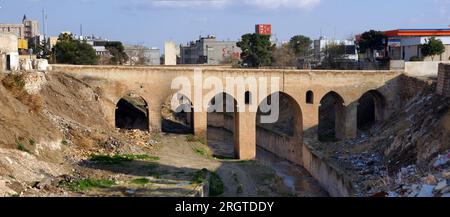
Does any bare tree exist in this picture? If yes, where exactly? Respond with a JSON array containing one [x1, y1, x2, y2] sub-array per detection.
[[126, 45, 148, 66], [272, 44, 297, 68]]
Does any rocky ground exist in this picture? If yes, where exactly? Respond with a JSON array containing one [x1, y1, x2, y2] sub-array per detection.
[[313, 77, 450, 197], [0, 70, 311, 197], [1, 70, 448, 197]]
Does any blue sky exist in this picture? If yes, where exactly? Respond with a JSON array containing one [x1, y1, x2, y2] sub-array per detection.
[[0, 0, 449, 50]]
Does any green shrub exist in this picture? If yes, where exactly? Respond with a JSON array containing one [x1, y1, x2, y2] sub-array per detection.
[[192, 169, 208, 184], [61, 140, 69, 145], [131, 178, 150, 185], [209, 172, 224, 197], [89, 154, 160, 165], [29, 138, 36, 146], [186, 135, 205, 144], [2, 74, 25, 90], [409, 56, 424, 62], [236, 185, 243, 194], [62, 179, 116, 192], [17, 142, 30, 153]]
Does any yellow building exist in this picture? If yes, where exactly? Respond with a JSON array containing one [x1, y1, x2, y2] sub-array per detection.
[[18, 39, 28, 50]]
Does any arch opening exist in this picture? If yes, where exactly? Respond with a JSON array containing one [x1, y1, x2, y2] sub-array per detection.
[[207, 93, 239, 159], [161, 93, 194, 134], [256, 92, 303, 165], [115, 93, 149, 131], [306, 91, 314, 104], [318, 91, 345, 142], [245, 91, 252, 105], [357, 90, 385, 131]]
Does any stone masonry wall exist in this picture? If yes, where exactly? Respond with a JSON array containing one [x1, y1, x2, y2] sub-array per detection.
[[437, 64, 450, 97]]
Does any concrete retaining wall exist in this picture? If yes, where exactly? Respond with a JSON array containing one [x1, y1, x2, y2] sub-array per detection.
[[257, 127, 356, 197], [405, 61, 450, 77], [302, 144, 355, 197], [256, 127, 303, 166]]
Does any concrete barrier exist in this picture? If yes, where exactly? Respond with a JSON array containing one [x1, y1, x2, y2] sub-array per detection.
[[302, 144, 356, 197], [405, 61, 450, 77]]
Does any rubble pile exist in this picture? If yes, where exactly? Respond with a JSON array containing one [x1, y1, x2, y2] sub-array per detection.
[[315, 78, 450, 197], [387, 153, 449, 197]]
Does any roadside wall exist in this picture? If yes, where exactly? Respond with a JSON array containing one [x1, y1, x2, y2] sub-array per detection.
[[405, 61, 450, 77]]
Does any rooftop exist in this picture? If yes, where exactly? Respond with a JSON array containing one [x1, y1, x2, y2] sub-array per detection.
[[384, 29, 450, 37]]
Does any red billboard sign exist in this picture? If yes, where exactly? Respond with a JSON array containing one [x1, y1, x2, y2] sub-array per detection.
[[255, 24, 272, 35]]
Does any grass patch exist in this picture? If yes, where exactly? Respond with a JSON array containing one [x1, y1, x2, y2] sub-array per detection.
[[261, 173, 277, 184], [192, 169, 209, 184], [89, 154, 160, 165], [2, 73, 43, 113], [130, 178, 150, 185], [145, 163, 165, 178], [236, 185, 243, 194], [191, 169, 224, 196], [194, 147, 208, 157], [186, 134, 205, 144], [2, 73, 25, 90], [209, 172, 224, 197], [191, 144, 213, 159], [213, 155, 236, 160], [28, 138, 36, 146], [16, 142, 31, 153], [62, 179, 116, 192]]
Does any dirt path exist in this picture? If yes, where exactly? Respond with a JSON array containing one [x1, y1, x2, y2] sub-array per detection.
[[155, 134, 323, 197], [156, 134, 261, 196], [156, 134, 221, 171]]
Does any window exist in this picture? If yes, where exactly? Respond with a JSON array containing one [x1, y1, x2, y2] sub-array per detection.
[[245, 91, 252, 105], [306, 91, 314, 104]]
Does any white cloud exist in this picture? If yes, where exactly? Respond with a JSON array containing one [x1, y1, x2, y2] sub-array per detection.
[[143, 0, 321, 9], [243, 0, 321, 9], [151, 0, 229, 8]]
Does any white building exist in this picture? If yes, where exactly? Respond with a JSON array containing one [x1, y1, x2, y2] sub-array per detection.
[[165, 41, 177, 66], [385, 29, 450, 61], [313, 37, 358, 62], [125, 45, 161, 66], [0, 33, 20, 71]]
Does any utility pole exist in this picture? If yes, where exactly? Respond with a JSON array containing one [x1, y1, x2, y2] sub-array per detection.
[[41, 9, 49, 57], [80, 24, 83, 37], [42, 9, 46, 38]]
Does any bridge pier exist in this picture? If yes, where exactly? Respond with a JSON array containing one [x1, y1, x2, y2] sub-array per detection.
[[149, 106, 162, 131], [235, 111, 257, 160], [303, 104, 320, 140], [340, 102, 358, 139], [193, 111, 208, 142]]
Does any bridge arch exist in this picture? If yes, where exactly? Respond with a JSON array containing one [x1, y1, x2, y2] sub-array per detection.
[[256, 91, 303, 165], [318, 91, 345, 142], [357, 90, 386, 131], [115, 93, 150, 131], [207, 92, 239, 159], [161, 93, 194, 134]]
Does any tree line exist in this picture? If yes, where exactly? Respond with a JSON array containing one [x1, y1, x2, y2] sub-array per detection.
[[48, 30, 446, 66], [236, 30, 446, 68], [50, 33, 128, 65]]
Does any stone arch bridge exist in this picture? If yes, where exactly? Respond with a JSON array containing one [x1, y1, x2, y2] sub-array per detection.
[[52, 65, 402, 167]]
